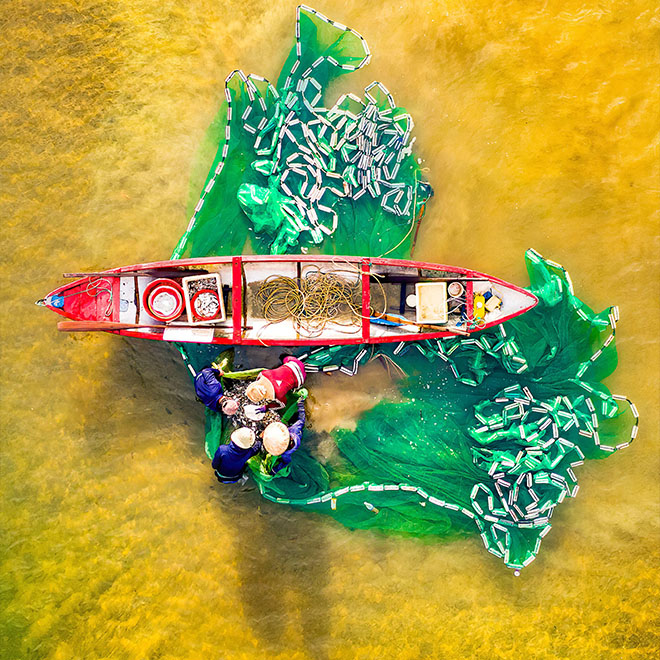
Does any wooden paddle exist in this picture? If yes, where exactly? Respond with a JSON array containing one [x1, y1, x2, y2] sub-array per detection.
[[57, 321, 240, 332], [62, 269, 209, 279]]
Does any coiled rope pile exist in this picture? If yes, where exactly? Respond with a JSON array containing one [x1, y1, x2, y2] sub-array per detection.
[[257, 268, 385, 338]]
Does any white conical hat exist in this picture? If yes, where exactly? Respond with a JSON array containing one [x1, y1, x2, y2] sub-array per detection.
[[231, 427, 256, 449], [246, 376, 275, 403], [262, 422, 290, 456]]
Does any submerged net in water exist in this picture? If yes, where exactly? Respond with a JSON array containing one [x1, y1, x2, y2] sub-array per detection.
[[174, 7, 637, 571]]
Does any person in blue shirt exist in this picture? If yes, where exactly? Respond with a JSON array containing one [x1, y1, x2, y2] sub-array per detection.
[[261, 396, 306, 475], [194, 366, 239, 415], [212, 427, 261, 484]]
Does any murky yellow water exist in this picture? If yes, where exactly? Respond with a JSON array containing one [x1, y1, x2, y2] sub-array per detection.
[[2, 1, 659, 658]]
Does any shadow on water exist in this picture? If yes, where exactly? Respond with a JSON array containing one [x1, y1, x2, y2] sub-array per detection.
[[87, 338, 302, 442], [112, 337, 198, 412], [225, 346, 332, 657], [69, 334, 303, 463], [229, 489, 332, 659], [112, 337, 197, 431], [95, 338, 332, 656]]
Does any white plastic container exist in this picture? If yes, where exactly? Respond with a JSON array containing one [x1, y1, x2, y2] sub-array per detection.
[[182, 273, 226, 325], [414, 282, 448, 324]]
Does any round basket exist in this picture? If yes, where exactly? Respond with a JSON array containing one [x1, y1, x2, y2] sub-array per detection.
[[190, 288, 221, 321], [142, 279, 185, 322]]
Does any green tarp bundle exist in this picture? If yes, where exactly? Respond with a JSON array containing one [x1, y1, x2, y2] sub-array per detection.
[[174, 7, 637, 571]]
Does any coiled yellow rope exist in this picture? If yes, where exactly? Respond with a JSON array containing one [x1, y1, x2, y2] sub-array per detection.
[[257, 267, 384, 338]]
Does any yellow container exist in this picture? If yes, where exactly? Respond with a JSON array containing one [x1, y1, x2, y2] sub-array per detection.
[[473, 293, 486, 320]]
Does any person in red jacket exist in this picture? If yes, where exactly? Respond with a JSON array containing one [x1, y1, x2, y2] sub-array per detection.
[[245, 356, 306, 408]]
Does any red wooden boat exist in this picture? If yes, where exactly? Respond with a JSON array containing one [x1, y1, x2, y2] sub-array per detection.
[[38, 255, 538, 346]]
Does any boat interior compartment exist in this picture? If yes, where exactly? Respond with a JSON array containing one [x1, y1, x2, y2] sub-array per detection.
[[125, 263, 234, 337], [118, 276, 139, 324], [471, 279, 530, 325], [238, 259, 476, 341], [367, 262, 464, 333], [242, 259, 364, 341], [106, 259, 534, 341], [181, 273, 226, 325]]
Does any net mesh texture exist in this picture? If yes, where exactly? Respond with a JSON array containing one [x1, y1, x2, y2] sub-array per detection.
[[171, 5, 432, 259]]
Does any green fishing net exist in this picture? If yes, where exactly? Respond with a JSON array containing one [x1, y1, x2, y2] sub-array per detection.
[[174, 7, 637, 571], [171, 5, 432, 259], [181, 250, 637, 570]]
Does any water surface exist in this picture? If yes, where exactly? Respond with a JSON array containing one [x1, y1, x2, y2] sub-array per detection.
[[1, 1, 659, 658]]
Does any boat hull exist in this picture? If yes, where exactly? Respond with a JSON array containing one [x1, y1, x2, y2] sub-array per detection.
[[40, 255, 538, 346]]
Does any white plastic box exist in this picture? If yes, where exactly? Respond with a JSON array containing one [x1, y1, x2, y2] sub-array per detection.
[[181, 273, 226, 325], [414, 282, 448, 324]]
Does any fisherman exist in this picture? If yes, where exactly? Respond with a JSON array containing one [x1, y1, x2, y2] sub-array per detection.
[[211, 427, 261, 484], [193, 362, 287, 434], [193, 366, 240, 415], [261, 389, 307, 475], [246, 355, 307, 409]]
